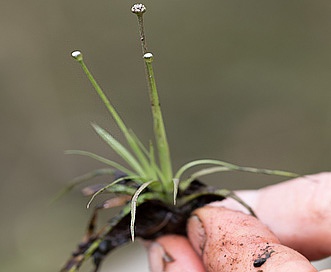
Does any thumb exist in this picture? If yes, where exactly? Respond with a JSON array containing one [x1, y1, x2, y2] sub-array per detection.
[[188, 206, 318, 272]]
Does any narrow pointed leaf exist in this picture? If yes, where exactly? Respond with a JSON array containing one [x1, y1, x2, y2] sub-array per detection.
[[92, 124, 145, 176], [51, 168, 115, 204], [65, 150, 135, 176], [175, 159, 299, 181], [130, 180, 157, 241], [128, 130, 157, 178], [172, 178, 180, 205], [87, 175, 142, 208]]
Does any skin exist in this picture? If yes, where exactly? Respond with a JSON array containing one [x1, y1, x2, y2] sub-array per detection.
[[147, 172, 331, 272]]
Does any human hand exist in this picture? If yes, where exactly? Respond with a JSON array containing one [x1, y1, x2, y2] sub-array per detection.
[[146, 172, 331, 271]]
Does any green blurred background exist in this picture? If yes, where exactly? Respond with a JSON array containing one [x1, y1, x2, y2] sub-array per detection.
[[1, 0, 330, 271]]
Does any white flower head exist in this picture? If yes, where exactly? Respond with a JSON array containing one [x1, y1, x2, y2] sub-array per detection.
[[131, 3, 146, 15]]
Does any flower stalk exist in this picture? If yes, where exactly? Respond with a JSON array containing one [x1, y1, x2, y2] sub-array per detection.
[[143, 52, 173, 191], [132, 4, 173, 192], [131, 3, 148, 54]]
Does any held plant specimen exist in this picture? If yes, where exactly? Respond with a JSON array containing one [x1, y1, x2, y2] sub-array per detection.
[[61, 4, 298, 272]]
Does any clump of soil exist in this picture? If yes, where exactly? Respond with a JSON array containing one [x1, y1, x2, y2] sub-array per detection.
[[61, 180, 228, 271]]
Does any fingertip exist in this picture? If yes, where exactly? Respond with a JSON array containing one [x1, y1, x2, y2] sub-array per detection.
[[186, 215, 206, 256], [147, 241, 169, 272], [188, 206, 317, 271], [148, 235, 205, 272]]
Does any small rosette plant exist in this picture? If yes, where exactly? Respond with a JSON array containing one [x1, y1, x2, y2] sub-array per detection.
[[60, 4, 298, 272]]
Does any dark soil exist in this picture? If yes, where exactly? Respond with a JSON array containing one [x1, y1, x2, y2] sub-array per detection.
[[61, 180, 226, 271]]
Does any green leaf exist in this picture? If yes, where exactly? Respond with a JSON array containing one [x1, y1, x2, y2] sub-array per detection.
[[128, 130, 158, 179], [86, 175, 142, 208], [65, 150, 135, 176], [179, 166, 229, 191], [175, 159, 299, 181], [92, 123, 145, 176], [50, 168, 116, 204]]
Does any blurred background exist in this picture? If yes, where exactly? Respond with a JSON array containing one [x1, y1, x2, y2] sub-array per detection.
[[1, 0, 330, 271]]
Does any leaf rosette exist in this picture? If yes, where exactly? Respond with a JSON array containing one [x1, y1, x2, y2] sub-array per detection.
[[60, 4, 298, 272]]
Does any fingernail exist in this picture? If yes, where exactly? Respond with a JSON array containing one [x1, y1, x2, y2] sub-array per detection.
[[148, 242, 173, 272], [187, 215, 206, 256]]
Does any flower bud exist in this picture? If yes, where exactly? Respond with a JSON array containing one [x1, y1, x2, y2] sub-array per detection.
[[143, 52, 153, 63], [71, 50, 83, 61]]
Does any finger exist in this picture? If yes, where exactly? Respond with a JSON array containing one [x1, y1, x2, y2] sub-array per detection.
[[213, 172, 331, 260], [147, 235, 206, 272], [188, 206, 318, 272]]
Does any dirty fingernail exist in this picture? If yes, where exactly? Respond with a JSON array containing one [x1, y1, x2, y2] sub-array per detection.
[[187, 215, 206, 256]]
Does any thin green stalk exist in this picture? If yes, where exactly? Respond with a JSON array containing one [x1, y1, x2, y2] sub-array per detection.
[[144, 53, 173, 186], [72, 52, 127, 135], [131, 5, 173, 189], [71, 51, 151, 174]]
